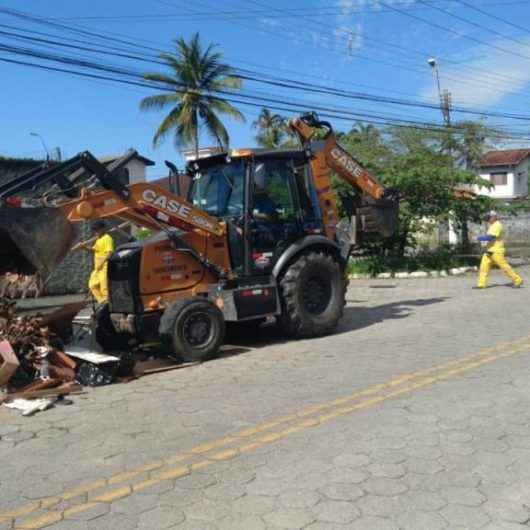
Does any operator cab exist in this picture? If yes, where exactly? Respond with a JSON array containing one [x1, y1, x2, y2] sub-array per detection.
[[187, 149, 324, 276]]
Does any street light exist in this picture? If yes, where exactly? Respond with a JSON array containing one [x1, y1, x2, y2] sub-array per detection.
[[29, 132, 50, 161], [427, 57, 451, 126]]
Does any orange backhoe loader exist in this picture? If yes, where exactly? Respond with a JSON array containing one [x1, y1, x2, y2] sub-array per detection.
[[0, 114, 399, 361]]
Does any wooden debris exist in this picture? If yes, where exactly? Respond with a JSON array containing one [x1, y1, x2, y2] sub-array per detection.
[[1, 382, 82, 404]]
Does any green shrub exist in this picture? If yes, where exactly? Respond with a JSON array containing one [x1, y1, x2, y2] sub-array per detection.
[[348, 246, 478, 277]]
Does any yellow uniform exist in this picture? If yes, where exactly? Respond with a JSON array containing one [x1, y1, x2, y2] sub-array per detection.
[[88, 233, 114, 302], [477, 220, 522, 288]]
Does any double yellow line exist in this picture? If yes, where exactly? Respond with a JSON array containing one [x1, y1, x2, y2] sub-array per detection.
[[5, 335, 530, 529]]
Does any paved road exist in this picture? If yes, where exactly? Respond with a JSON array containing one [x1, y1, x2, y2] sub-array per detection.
[[2, 268, 530, 529]]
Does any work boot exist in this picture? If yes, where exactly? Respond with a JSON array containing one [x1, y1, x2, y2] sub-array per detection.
[[472, 286, 486, 290], [512, 280, 524, 288]]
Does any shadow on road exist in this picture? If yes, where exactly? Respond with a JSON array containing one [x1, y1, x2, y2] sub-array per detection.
[[338, 297, 449, 333], [220, 297, 449, 355]]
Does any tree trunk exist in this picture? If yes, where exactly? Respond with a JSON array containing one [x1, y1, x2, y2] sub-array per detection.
[[194, 113, 199, 160], [461, 218, 470, 251]]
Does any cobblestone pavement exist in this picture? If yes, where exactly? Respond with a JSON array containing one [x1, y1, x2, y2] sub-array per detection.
[[2, 268, 530, 529]]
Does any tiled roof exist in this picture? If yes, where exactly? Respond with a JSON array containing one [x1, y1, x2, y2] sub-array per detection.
[[478, 149, 530, 167]]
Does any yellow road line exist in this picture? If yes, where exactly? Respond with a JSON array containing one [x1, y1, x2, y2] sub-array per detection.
[[7, 335, 530, 528]]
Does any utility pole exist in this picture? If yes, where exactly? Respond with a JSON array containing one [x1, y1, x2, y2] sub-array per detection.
[[427, 58, 464, 247], [428, 58, 451, 127]]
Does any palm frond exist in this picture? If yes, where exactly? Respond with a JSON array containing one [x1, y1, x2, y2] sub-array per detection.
[[141, 33, 244, 151], [140, 93, 181, 111], [205, 97, 246, 123], [199, 105, 229, 148], [152, 105, 183, 147]]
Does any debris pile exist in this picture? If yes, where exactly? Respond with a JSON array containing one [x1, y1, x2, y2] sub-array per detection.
[[0, 298, 186, 416], [0, 298, 80, 406]]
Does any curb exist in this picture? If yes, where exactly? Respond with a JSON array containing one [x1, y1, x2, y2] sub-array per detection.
[[350, 266, 478, 280]]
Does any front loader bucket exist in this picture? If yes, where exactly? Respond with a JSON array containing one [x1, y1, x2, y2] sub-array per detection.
[[0, 206, 74, 278], [359, 194, 399, 238]]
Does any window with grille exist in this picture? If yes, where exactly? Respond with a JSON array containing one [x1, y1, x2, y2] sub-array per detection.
[[490, 172, 508, 186]]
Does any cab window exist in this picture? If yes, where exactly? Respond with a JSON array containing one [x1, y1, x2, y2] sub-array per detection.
[[252, 160, 297, 222], [188, 159, 245, 217]]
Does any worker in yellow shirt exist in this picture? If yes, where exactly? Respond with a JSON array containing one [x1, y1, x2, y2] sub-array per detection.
[[476, 211, 523, 289], [87, 220, 114, 303]]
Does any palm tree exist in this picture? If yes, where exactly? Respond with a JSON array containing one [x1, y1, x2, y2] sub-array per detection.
[[253, 108, 286, 148], [140, 33, 245, 157]]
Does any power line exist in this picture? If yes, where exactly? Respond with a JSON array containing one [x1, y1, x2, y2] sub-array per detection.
[[381, 0, 530, 61], [6, 2, 530, 106], [5, 31, 530, 124], [46, 0, 530, 21], [5, 4, 530, 132], [452, 0, 530, 36], [173, 0, 530, 102], [241, 0, 530, 97], [3, 52, 530, 141]]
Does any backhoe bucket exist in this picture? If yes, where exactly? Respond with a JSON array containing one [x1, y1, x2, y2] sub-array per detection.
[[359, 194, 399, 238], [0, 206, 74, 278]]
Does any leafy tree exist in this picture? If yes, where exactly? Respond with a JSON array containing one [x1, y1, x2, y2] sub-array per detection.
[[253, 108, 286, 148], [140, 33, 245, 156], [332, 123, 393, 217], [334, 124, 496, 257], [252, 107, 302, 148]]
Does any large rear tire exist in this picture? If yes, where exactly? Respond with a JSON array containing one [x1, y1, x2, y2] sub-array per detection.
[[279, 251, 346, 338], [159, 298, 225, 363]]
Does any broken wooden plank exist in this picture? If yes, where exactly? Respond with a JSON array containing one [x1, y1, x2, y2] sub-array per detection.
[[10, 378, 61, 395], [1, 382, 83, 403]]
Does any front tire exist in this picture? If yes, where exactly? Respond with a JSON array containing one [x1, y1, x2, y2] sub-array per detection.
[[279, 251, 346, 338], [159, 298, 225, 363]]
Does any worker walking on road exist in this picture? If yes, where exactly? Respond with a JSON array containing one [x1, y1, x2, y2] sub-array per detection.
[[476, 211, 523, 289], [87, 220, 114, 303]]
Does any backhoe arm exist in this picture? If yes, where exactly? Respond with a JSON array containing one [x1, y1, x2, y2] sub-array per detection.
[[289, 114, 387, 200], [289, 113, 399, 240]]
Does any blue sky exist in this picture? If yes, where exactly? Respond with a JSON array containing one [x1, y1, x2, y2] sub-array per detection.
[[2, 0, 530, 179]]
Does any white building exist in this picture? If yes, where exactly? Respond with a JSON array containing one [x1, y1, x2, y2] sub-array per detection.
[[475, 149, 530, 200], [99, 151, 155, 184]]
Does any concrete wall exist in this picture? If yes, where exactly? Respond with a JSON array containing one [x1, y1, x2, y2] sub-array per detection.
[[469, 210, 530, 257]]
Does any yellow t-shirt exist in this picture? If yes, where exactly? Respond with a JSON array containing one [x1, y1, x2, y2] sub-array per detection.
[[92, 233, 114, 271], [486, 220, 505, 254]]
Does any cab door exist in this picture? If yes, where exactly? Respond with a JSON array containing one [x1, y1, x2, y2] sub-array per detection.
[[248, 157, 305, 274]]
